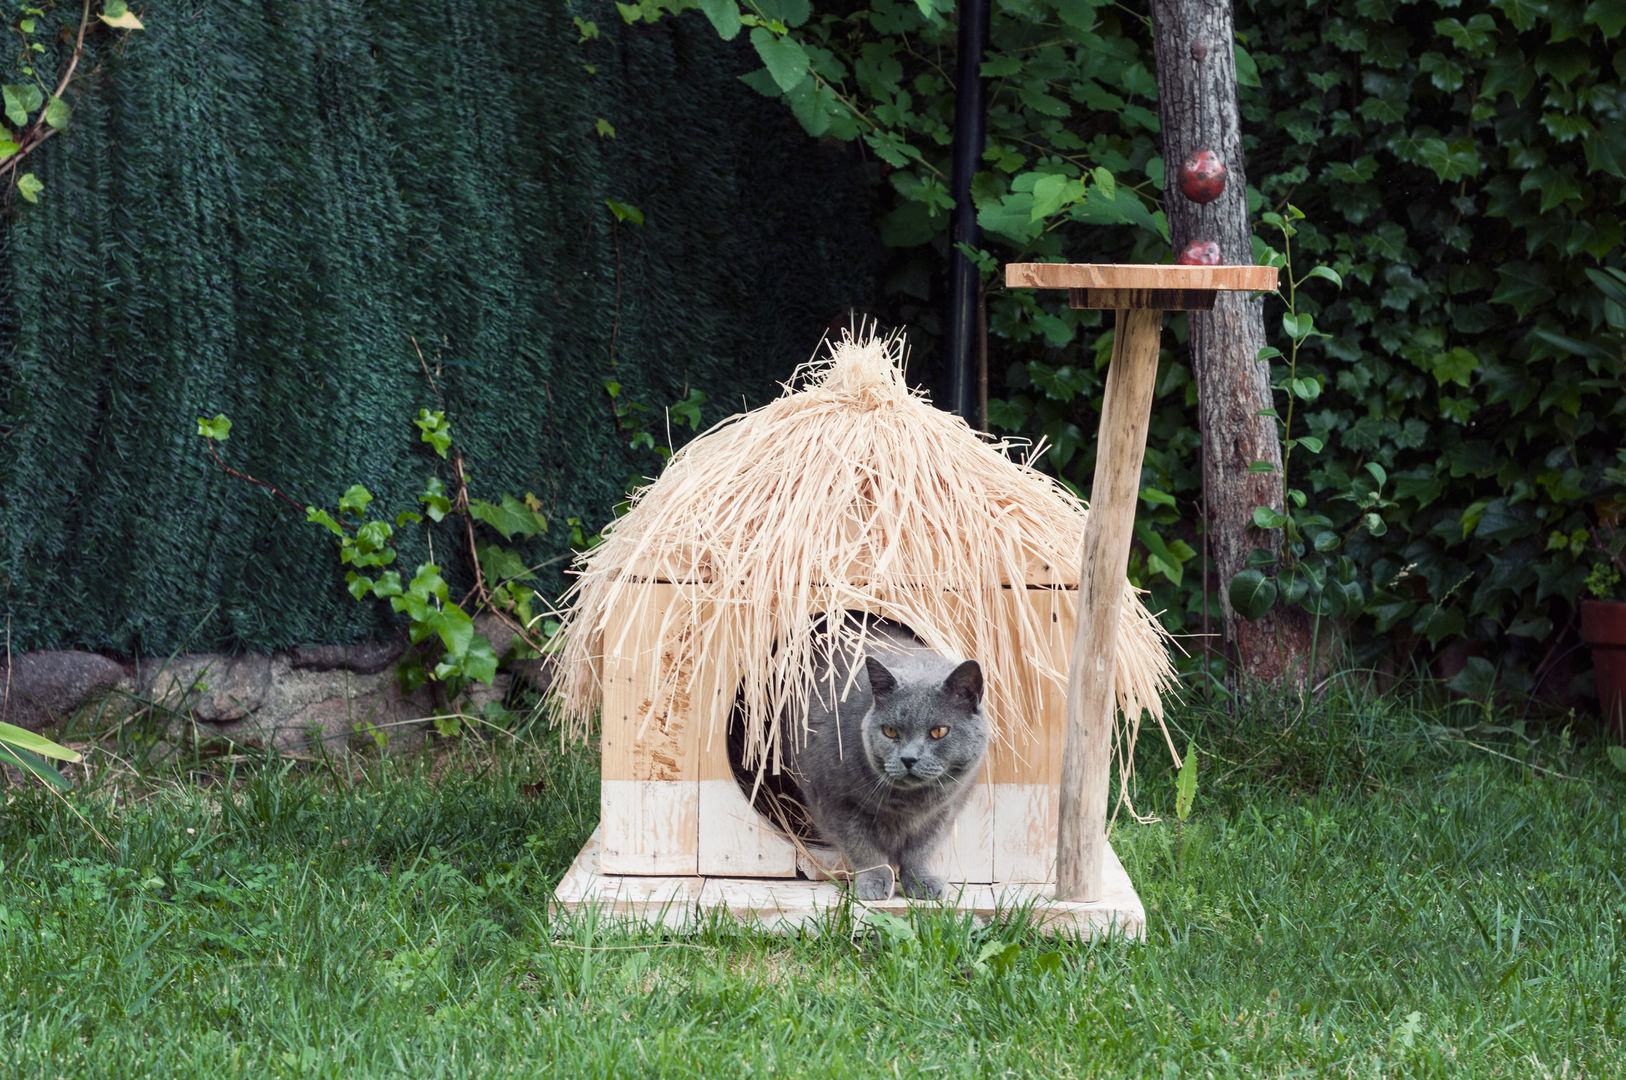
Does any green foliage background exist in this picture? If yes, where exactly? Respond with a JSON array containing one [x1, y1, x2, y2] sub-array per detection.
[[0, 0, 876, 655], [711, 0, 1625, 692]]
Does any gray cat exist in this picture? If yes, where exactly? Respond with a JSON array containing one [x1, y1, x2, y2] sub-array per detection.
[[783, 616, 988, 901]]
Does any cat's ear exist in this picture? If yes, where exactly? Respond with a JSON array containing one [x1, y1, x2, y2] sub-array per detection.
[[943, 660, 983, 709], [865, 656, 897, 697]]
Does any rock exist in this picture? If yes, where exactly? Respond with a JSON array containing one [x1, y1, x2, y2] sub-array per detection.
[[287, 639, 404, 675], [137, 654, 271, 723], [0, 650, 128, 733]]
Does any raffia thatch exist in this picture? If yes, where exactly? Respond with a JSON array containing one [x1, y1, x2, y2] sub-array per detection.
[[552, 329, 1176, 786]]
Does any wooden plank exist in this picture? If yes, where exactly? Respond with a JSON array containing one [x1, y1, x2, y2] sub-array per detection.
[[1069, 287, 1215, 311], [552, 828, 703, 930], [557, 829, 1143, 939], [992, 782, 1060, 883], [697, 779, 800, 877], [600, 582, 700, 784], [599, 779, 699, 875], [989, 585, 1072, 785], [1005, 262, 1278, 293], [1057, 306, 1164, 902]]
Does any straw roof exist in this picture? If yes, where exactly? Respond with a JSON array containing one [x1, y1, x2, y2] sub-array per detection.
[[551, 330, 1176, 779]]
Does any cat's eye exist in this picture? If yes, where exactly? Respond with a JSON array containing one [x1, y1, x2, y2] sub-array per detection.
[[929, 726, 949, 740], [881, 726, 900, 739]]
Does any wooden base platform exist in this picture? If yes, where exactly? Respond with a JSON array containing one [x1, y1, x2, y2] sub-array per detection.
[[553, 826, 1146, 939]]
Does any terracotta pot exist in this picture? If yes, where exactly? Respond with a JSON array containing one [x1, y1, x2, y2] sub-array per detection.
[[1580, 599, 1626, 741]]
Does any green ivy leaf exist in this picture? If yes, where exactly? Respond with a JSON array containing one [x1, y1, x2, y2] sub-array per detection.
[[196, 414, 232, 441], [339, 484, 373, 517], [3, 83, 41, 128], [431, 605, 475, 659], [468, 494, 549, 540], [42, 96, 68, 131], [604, 199, 644, 226], [15, 171, 41, 203]]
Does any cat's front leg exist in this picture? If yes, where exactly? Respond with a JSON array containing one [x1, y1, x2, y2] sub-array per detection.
[[820, 817, 895, 901], [896, 859, 947, 900]]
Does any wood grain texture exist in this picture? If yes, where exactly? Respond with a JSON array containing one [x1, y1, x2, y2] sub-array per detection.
[[1149, 0, 1313, 683], [555, 830, 1144, 938], [599, 779, 699, 875], [988, 586, 1073, 784], [992, 782, 1061, 883], [600, 583, 699, 784], [1068, 287, 1216, 311], [554, 829, 703, 930], [1057, 306, 1165, 902], [697, 779, 800, 877], [1006, 262, 1277, 292]]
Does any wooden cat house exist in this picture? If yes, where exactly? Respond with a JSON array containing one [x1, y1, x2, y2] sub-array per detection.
[[548, 294, 1242, 936]]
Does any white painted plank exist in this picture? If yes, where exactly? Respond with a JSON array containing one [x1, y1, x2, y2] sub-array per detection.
[[697, 779, 800, 877], [992, 782, 1060, 883], [599, 779, 699, 875]]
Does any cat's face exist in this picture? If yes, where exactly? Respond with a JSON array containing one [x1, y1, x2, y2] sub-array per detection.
[[859, 656, 988, 790]]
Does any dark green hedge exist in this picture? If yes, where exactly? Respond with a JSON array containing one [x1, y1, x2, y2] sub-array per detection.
[[0, 1, 875, 655]]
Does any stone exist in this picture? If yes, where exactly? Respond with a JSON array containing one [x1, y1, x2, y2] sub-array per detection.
[[137, 654, 271, 723], [288, 639, 404, 676], [0, 650, 128, 733]]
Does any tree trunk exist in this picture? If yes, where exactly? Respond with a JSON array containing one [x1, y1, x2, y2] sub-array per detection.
[[1149, 0, 1312, 683]]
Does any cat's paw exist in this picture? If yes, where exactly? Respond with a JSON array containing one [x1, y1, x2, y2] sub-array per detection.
[[852, 867, 894, 901], [899, 871, 947, 900]]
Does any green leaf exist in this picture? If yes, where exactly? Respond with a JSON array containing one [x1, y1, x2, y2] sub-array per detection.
[[431, 605, 476, 658], [15, 171, 41, 203], [1229, 569, 1278, 620], [0, 720, 82, 762], [1282, 312, 1313, 340], [468, 494, 549, 540], [1247, 461, 1276, 473], [42, 95, 68, 131], [306, 507, 344, 537], [1607, 745, 1626, 773], [757, 0, 812, 27], [1174, 741, 1198, 822], [604, 199, 644, 226], [751, 27, 809, 93], [477, 542, 534, 584], [1297, 435, 1324, 453], [1446, 656, 1496, 698], [1233, 44, 1260, 88], [1364, 462, 1388, 487], [1252, 506, 1289, 529], [1303, 265, 1342, 288], [1029, 172, 1080, 222], [3, 83, 42, 127], [461, 636, 500, 685], [196, 414, 232, 441], [1091, 166, 1116, 202], [697, 0, 743, 39], [594, 117, 615, 139], [339, 484, 373, 517], [0, 744, 71, 789], [1139, 487, 1177, 507], [101, 0, 144, 28], [420, 477, 451, 523]]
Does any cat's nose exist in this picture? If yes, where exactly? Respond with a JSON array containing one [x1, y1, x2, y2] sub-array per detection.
[[900, 756, 919, 770]]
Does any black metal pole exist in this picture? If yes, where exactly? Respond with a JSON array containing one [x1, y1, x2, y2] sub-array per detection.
[[946, 0, 991, 424]]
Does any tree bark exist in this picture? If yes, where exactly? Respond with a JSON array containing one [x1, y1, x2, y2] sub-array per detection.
[[1149, 0, 1312, 683]]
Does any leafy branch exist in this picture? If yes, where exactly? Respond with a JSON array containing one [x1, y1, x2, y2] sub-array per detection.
[[0, 1, 144, 204]]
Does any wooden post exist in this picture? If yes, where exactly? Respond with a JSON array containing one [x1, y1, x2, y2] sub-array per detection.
[[1056, 306, 1162, 900], [1005, 263, 1278, 901]]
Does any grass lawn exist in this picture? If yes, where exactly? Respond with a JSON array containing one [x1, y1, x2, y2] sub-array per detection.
[[1, 685, 1622, 1078]]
